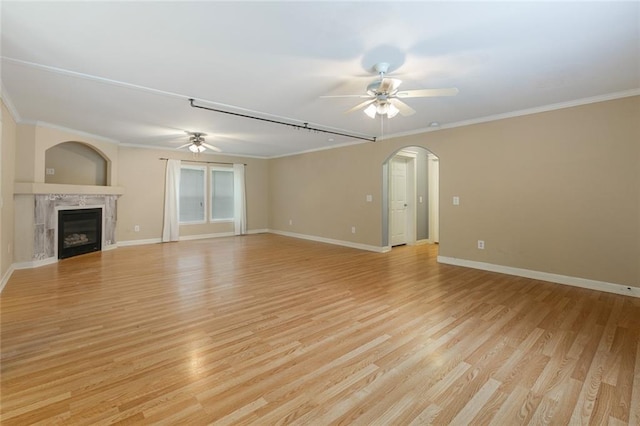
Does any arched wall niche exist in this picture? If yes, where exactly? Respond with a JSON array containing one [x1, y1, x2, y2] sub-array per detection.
[[45, 141, 109, 186], [19, 124, 120, 185]]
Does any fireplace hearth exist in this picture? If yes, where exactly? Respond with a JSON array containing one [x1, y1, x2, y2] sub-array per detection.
[[58, 208, 102, 259]]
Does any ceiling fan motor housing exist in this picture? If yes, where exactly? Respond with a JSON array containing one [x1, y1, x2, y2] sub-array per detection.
[[367, 81, 382, 96]]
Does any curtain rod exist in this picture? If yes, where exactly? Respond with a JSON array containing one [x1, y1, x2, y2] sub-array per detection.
[[159, 157, 246, 166], [189, 99, 377, 143]]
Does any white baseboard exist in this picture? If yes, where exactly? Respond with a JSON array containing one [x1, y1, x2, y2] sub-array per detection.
[[13, 257, 58, 270], [178, 229, 270, 239], [118, 229, 269, 247], [179, 232, 234, 241], [118, 238, 162, 247], [437, 256, 639, 298], [0, 264, 16, 293], [247, 229, 269, 235], [269, 229, 388, 253]]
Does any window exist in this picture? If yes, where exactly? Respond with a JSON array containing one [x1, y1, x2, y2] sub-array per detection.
[[179, 165, 235, 224], [179, 166, 206, 223], [211, 168, 234, 221]]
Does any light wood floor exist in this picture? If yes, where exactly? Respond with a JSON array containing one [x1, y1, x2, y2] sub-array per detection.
[[1, 234, 639, 425]]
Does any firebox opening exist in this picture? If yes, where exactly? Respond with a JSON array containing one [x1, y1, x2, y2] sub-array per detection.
[[58, 208, 102, 259]]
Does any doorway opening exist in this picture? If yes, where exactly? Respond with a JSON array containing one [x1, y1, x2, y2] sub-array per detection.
[[382, 147, 439, 249]]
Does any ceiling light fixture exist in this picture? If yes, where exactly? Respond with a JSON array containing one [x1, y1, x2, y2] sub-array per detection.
[[364, 101, 399, 119], [189, 143, 206, 153]]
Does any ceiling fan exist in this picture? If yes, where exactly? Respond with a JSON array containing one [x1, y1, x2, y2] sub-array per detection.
[[177, 132, 221, 153], [322, 62, 459, 119]]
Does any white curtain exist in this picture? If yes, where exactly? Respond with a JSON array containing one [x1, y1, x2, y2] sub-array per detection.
[[162, 159, 181, 242], [233, 163, 247, 235]]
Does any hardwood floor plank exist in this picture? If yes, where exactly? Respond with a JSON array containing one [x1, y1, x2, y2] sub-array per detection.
[[449, 377, 501, 425], [488, 385, 536, 426], [2, 234, 638, 424], [631, 332, 640, 426]]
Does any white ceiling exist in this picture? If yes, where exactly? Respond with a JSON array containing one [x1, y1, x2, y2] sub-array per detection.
[[2, 2, 639, 158]]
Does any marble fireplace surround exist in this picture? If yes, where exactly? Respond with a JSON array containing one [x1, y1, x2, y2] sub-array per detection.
[[13, 185, 123, 267], [34, 194, 118, 261]]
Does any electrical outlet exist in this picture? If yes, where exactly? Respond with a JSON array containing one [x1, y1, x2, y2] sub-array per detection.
[[477, 240, 485, 249], [46, 168, 55, 175], [351, 226, 356, 234], [453, 196, 460, 205], [289, 219, 293, 226], [134, 225, 140, 232], [366, 195, 373, 202]]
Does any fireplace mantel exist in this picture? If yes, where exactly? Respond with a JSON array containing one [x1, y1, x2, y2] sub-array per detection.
[[14, 182, 125, 195], [13, 192, 120, 267]]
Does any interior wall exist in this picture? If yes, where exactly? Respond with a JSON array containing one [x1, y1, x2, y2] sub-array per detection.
[[268, 96, 640, 288], [116, 146, 269, 243], [1, 101, 17, 281], [45, 142, 107, 185], [269, 143, 383, 247]]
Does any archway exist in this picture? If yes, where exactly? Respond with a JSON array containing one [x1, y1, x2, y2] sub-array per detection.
[[382, 146, 439, 249]]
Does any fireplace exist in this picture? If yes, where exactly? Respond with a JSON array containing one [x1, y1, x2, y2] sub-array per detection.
[[57, 208, 102, 259]]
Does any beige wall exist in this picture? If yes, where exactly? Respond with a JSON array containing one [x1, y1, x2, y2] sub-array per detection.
[[269, 143, 383, 246], [269, 96, 640, 288], [1, 102, 17, 280], [117, 146, 269, 243], [45, 142, 108, 185]]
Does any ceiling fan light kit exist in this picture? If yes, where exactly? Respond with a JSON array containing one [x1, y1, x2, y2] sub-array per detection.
[[364, 102, 399, 119], [323, 62, 459, 120], [176, 132, 222, 153], [188, 143, 206, 153]]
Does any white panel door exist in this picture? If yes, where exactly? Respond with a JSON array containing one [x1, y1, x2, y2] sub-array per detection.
[[390, 157, 408, 246]]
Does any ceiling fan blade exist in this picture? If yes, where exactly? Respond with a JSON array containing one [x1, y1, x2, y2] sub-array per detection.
[[176, 142, 192, 149], [202, 142, 222, 152], [396, 88, 459, 98], [379, 78, 402, 93], [389, 98, 416, 116], [320, 94, 372, 98], [345, 99, 375, 114]]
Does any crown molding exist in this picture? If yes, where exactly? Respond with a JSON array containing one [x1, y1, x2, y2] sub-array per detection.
[[390, 88, 640, 140], [0, 83, 22, 122], [32, 121, 121, 145]]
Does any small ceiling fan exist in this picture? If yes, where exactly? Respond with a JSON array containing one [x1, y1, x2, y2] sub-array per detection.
[[177, 132, 221, 153], [322, 62, 459, 118]]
